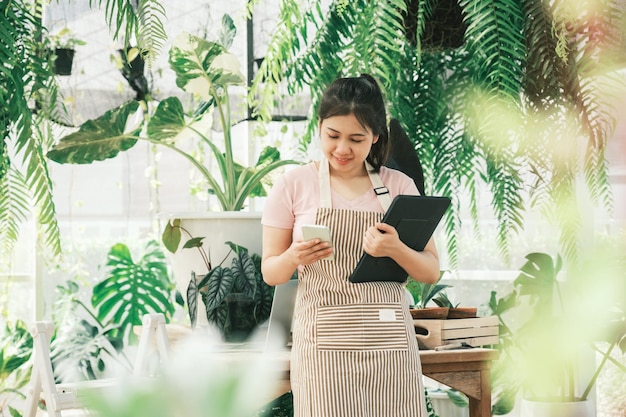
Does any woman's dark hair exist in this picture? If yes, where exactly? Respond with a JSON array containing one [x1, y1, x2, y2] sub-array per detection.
[[318, 74, 389, 170]]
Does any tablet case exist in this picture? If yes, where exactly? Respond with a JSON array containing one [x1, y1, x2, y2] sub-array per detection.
[[349, 195, 451, 283]]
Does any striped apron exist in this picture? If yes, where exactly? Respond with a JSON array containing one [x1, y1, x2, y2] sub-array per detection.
[[291, 158, 426, 417]]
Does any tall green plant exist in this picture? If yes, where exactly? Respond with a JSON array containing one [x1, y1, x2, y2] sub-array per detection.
[[249, 0, 625, 265], [0, 0, 62, 257], [47, 15, 300, 211], [0, 0, 168, 259]]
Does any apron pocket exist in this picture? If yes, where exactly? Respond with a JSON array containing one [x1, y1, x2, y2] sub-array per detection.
[[316, 303, 409, 351]]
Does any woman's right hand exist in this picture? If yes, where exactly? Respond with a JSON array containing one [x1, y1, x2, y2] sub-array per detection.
[[262, 225, 333, 285], [287, 239, 333, 266]]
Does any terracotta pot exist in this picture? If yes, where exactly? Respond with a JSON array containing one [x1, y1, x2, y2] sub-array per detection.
[[447, 307, 477, 319], [410, 307, 450, 319]]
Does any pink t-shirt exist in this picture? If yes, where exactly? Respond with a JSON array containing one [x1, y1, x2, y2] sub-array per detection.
[[262, 162, 420, 241]]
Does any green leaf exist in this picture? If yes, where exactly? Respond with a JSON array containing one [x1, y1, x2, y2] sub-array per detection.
[[199, 266, 234, 311], [168, 32, 244, 98], [230, 250, 257, 297], [182, 237, 204, 249], [46, 100, 142, 164], [146, 97, 187, 142], [91, 240, 176, 343], [187, 272, 199, 328], [161, 218, 181, 253], [445, 389, 469, 407], [218, 13, 237, 50]]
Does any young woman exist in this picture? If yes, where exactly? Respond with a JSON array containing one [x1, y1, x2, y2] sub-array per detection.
[[261, 74, 440, 417]]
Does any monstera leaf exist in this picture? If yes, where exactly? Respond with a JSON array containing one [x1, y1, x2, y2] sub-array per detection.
[[46, 100, 142, 164], [513, 252, 562, 317], [91, 240, 176, 343]]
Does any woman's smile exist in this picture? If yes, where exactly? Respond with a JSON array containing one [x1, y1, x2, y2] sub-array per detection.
[[333, 155, 352, 165]]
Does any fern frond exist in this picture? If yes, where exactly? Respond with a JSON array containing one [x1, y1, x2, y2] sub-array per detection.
[[0, 0, 62, 257], [551, 169, 581, 262], [89, 0, 138, 44], [136, 0, 167, 65], [248, 0, 310, 126], [459, 0, 526, 99], [88, 0, 166, 60], [30, 120, 62, 256], [0, 169, 31, 256], [521, 0, 564, 105]]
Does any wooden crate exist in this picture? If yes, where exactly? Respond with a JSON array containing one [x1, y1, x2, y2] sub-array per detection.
[[414, 316, 499, 350]]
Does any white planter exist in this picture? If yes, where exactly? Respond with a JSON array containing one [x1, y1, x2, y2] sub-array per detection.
[[520, 398, 594, 417], [160, 212, 263, 295], [427, 390, 468, 417]]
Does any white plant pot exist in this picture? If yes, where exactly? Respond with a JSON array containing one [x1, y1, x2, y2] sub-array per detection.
[[520, 398, 594, 417], [160, 211, 263, 312], [427, 390, 468, 417]]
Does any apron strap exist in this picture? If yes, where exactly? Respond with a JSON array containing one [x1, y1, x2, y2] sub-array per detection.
[[318, 158, 392, 212], [366, 162, 392, 212]]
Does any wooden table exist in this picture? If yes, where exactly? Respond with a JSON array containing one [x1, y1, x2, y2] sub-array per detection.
[[259, 347, 498, 417], [420, 348, 499, 417]]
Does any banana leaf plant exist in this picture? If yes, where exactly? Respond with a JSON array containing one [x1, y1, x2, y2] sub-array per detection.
[[187, 241, 274, 342], [46, 14, 300, 212]]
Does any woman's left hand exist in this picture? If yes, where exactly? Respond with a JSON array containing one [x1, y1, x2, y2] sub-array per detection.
[[362, 222, 400, 258]]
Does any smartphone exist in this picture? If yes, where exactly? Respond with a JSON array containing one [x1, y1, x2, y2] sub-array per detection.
[[302, 224, 334, 261]]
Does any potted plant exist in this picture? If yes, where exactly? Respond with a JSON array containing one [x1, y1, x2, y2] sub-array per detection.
[[45, 15, 301, 291], [406, 271, 452, 319], [184, 240, 274, 342], [45, 27, 86, 76], [488, 251, 626, 416], [46, 14, 298, 211], [113, 46, 149, 101]]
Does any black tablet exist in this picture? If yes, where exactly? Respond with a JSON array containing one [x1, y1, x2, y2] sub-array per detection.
[[349, 195, 451, 283]]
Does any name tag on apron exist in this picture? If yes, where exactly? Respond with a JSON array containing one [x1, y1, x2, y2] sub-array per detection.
[[378, 309, 397, 321]]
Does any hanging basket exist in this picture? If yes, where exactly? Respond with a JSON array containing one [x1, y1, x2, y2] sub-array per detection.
[[117, 47, 146, 78], [54, 48, 75, 76], [117, 47, 148, 100], [403, 0, 467, 50]]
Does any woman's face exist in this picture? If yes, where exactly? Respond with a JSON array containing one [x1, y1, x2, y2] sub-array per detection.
[[319, 114, 378, 174]]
